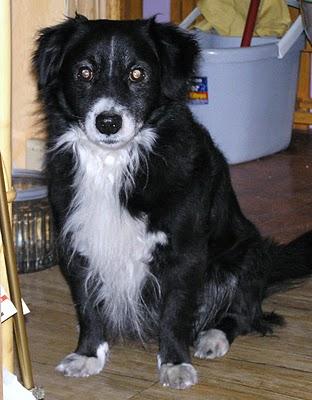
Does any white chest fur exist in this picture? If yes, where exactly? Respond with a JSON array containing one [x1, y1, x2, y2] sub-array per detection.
[[58, 128, 167, 336]]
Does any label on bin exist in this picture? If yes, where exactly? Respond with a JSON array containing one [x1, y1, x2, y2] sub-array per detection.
[[187, 77, 208, 104]]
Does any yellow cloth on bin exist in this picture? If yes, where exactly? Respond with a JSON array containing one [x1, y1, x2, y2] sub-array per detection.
[[195, 0, 291, 37]]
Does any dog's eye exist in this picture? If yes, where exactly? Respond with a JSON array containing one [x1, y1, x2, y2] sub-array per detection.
[[129, 68, 145, 83], [77, 66, 94, 81]]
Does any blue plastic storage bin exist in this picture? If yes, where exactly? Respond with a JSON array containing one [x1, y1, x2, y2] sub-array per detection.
[[182, 7, 305, 164]]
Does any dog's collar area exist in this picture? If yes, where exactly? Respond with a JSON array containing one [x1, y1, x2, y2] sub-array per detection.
[[99, 138, 119, 145], [92, 129, 141, 149], [96, 137, 132, 149]]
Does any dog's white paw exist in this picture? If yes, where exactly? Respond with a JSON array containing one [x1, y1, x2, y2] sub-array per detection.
[[56, 342, 108, 377], [159, 363, 198, 389], [194, 329, 229, 359]]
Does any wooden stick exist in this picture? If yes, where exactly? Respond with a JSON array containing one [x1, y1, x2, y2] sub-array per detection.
[[0, 154, 35, 390], [241, 0, 261, 47]]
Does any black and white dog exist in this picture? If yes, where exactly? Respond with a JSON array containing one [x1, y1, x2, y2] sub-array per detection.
[[33, 15, 312, 389]]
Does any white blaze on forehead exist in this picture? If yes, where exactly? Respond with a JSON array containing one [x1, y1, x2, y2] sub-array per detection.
[[109, 35, 116, 77]]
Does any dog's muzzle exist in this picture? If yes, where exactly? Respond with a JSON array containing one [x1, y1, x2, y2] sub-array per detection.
[[95, 112, 122, 135]]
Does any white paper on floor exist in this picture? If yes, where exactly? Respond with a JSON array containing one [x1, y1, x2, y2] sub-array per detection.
[[3, 368, 36, 400]]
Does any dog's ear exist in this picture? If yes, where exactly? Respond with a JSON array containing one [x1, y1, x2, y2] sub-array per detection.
[[148, 18, 199, 101], [32, 14, 88, 90]]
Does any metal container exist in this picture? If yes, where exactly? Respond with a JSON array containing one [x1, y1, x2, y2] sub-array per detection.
[[12, 169, 57, 273]]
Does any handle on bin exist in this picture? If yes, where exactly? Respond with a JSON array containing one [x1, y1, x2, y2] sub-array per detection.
[[179, 7, 200, 30], [277, 14, 303, 58], [179, 1, 300, 29], [179, 1, 304, 59]]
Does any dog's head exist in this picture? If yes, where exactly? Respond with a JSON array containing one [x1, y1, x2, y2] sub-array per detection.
[[33, 16, 199, 148]]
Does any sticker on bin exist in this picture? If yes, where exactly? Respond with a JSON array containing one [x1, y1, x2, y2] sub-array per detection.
[[188, 77, 208, 104]]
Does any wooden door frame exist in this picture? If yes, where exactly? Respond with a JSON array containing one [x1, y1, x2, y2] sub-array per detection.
[[66, 0, 142, 20], [171, 0, 197, 24]]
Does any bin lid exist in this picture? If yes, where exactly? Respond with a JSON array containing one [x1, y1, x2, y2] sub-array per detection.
[[13, 169, 47, 201]]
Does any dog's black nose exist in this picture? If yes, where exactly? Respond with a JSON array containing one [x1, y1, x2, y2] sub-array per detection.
[[95, 112, 122, 135]]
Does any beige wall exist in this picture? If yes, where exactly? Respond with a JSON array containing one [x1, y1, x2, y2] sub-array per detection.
[[12, 0, 66, 168]]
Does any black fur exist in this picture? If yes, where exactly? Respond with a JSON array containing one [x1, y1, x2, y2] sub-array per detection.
[[33, 16, 312, 388]]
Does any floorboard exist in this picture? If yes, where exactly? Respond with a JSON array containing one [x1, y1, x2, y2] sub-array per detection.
[[18, 132, 312, 399]]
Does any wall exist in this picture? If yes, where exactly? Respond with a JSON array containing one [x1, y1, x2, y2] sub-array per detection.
[[11, 0, 66, 169], [143, 0, 170, 21]]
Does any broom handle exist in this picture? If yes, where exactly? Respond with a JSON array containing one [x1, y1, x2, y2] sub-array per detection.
[[241, 0, 261, 47], [0, 153, 35, 390]]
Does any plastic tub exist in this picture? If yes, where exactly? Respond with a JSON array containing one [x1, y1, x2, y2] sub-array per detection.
[[182, 7, 305, 164], [12, 169, 57, 273]]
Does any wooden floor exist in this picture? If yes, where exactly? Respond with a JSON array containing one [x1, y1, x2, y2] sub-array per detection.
[[19, 132, 312, 400]]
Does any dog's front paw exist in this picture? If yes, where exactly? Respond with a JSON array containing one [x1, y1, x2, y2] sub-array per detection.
[[194, 329, 229, 359], [56, 342, 108, 377], [159, 363, 198, 389]]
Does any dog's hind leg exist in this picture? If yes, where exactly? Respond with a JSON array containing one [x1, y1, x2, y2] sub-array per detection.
[[194, 329, 230, 360], [56, 256, 109, 377], [193, 293, 284, 360], [193, 316, 238, 360]]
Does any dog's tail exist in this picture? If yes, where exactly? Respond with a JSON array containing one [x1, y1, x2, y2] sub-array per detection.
[[266, 230, 312, 295]]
